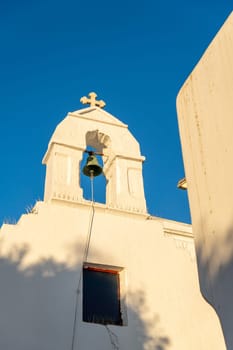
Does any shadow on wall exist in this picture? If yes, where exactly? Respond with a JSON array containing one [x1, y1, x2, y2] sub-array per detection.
[[127, 291, 170, 350], [0, 246, 170, 350], [196, 221, 233, 349]]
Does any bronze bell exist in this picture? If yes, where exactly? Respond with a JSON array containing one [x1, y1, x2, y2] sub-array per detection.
[[82, 153, 103, 177]]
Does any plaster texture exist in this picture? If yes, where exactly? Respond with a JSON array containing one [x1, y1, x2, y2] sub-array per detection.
[[0, 105, 225, 349], [177, 12, 233, 349]]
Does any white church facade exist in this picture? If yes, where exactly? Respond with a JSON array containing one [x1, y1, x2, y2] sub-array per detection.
[[0, 91, 226, 349]]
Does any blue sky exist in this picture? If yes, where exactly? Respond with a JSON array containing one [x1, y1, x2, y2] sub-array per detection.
[[0, 1, 232, 225]]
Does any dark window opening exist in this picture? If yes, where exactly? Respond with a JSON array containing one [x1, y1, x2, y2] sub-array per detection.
[[83, 265, 123, 326]]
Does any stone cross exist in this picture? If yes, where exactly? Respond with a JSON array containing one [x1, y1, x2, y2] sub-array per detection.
[[80, 92, 106, 108]]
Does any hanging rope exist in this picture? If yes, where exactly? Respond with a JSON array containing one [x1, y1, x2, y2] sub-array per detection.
[[70, 174, 95, 350], [70, 274, 82, 350], [83, 174, 95, 262], [105, 325, 120, 350], [70, 171, 120, 350]]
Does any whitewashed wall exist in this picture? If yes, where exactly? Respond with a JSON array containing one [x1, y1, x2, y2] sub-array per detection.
[[177, 12, 233, 349], [0, 201, 225, 349]]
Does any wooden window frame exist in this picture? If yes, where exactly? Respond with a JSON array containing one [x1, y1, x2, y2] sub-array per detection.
[[83, 262, 127, 326]]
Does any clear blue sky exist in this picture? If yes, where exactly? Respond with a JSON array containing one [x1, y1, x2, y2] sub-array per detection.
[[0, 1, 232, 225]]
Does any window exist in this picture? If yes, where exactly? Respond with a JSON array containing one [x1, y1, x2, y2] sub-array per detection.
[[83, 263, 124, 326]]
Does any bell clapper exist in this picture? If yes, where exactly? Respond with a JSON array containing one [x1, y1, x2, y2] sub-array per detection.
[[90, 170, 94, 202]]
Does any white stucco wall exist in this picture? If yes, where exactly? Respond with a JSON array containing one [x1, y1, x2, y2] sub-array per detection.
[[176, 12, 233, 349], [0, 200, 225, 349]]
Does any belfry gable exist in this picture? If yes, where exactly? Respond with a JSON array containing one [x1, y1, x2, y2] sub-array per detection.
[[42, 93, 147, 214], [70, 106, 128, 128]]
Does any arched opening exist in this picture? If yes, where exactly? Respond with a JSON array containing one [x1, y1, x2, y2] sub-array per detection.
[[80, 146, 106, 204]]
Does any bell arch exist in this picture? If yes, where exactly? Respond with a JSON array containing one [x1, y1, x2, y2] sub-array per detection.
[[42, 107, 147, 214]]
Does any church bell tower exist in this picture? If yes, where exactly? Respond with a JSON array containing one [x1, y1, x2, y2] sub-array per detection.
[[42, 92, 147, 214]]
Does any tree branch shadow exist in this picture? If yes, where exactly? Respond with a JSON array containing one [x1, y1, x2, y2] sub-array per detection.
[[0, 245, 170, 350], [195, 220, 233, 349]]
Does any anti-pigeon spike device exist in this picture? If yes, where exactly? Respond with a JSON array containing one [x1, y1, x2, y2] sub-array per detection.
[[82, 150, 103, 177]]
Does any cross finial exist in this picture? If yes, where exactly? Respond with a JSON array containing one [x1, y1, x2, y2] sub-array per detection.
[[80, 92, 106, 108]]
